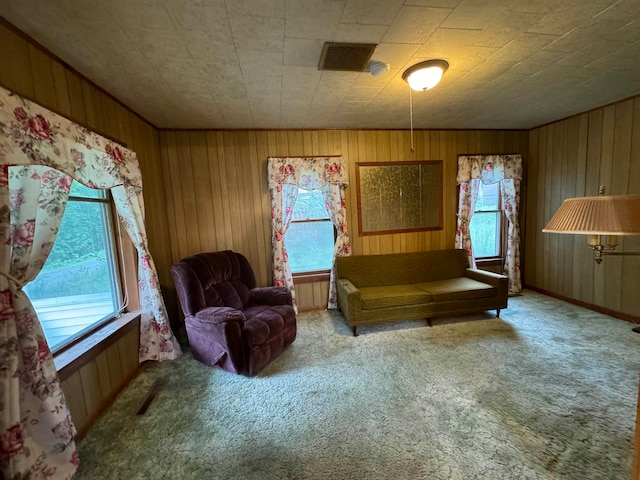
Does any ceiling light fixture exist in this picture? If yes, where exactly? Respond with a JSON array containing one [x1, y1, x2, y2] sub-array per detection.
[[402, 59, 449, 152], [402, 59, 449, 91]]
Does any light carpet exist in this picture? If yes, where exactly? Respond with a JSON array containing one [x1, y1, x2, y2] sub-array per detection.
[[75, 290, 640, 479]]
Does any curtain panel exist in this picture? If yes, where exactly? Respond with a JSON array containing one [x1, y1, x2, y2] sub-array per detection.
[[270, 184, 299, 310], [456, 154, 523, 185], [454, 179, 481, 265], [267, 157, 350, 310], [455, 154, 523, 293], [0, 88, 180, 479]]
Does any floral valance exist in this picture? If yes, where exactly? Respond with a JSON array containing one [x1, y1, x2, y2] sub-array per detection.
[[268, 156, 348, 190], [0, 88, 142, 188], [456, 154, 523, 185]]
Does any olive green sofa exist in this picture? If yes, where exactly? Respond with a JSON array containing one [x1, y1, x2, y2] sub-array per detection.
[[336, 249, 508, 335]]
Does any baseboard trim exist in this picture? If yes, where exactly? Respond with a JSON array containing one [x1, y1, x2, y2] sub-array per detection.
[[524, 285, 640, 325], [74, 364, 142, 440], [298, 305, 328, 312]]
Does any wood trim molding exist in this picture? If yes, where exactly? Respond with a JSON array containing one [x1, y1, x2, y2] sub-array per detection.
[[54, 312, 141, 381], [0, 15, 154, 131], [298, 305, 328, 312], [293, 272, 330, 284], [524, 285, 640, 325], [0, 77, 129, 147]]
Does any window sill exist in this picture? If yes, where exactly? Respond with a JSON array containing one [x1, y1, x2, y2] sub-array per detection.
[[292, 272, 330, 284], [54, 312, 141, 381], [475, 258, 504, 275], [476, 257, 504, 263]]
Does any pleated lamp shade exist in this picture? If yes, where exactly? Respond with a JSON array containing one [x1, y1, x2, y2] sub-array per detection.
[[543, 194, 640, 235]]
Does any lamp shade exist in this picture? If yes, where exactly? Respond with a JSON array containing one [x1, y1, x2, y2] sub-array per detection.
[[542, 194, 640, 235], [402, 59, 449, 91]]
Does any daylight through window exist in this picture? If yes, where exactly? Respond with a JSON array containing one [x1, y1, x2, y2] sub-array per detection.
[[285, 188, 335, 275], [469, 182, 503, 259], [24, 180, 123, 352]]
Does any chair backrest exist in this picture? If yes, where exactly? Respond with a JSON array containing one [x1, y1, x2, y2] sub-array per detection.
[[171, 250, 257, 317]]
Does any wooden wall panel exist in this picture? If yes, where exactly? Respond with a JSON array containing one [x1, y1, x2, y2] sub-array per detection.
[[525, 95, 640, 319], [59, 324, 140, 439], [159, 128, 528, 310], [0, 21, 155, 435]]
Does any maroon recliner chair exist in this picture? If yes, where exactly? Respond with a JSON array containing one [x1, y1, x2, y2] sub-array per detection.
[[171, 250, 296, 376]]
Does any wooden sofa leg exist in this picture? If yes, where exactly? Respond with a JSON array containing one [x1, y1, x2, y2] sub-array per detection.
[[496, 309, 501, 318], [426, 318, 432, 327], [352, 326, 357, 337]]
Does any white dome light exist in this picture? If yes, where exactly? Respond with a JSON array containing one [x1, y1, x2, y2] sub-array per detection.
[[402, 59, 449, 91]]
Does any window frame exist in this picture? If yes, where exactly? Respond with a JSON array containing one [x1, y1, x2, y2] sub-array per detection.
[[53, 200, 140, 370], [290, 220, 336, 283], [286, 188, 336, 283], [47, 188, 122, 353], [25, 183, 136, 356], [471, 183, 507, 262]]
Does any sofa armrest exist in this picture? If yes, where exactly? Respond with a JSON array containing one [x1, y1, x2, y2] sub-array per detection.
[[194, 306, 246, 324], [465, 268, 508, 298], [336, 278, 362, 325], [247, 286, 293, 307]]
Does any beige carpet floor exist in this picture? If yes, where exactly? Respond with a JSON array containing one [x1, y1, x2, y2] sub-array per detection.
[[75, 290, 640, 479]]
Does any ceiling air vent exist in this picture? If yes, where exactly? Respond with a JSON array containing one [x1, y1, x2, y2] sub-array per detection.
[[318, 42, 377, 72]]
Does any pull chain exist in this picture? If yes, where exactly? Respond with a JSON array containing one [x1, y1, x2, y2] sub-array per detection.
[[409, 85, 415, 153]]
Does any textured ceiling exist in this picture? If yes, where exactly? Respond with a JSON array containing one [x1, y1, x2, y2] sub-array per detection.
[[1, 0, 640, 130]]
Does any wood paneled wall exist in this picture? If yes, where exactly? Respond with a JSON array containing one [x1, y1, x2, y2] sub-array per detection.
[[0, 20, 173, 288], [55, 315, 141, 438], [159, 129, 528, 310], [0, 20, 162, 435], [525, 96, 640, 318]]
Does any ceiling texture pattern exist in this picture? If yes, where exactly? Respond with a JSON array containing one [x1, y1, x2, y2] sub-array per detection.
[[1, 0, 640, 130]]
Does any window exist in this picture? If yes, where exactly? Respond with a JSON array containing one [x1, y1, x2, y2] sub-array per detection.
[[24, 180, 123, 352], [285, 188, 335, 276], [469, 182, 503, 259]]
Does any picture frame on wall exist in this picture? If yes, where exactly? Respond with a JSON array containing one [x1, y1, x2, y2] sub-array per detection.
[[355, 160, 443, 236]]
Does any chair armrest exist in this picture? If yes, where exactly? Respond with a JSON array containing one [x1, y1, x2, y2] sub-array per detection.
[[194, 306, 246, 324], [336, 278, 362, 325], [189, 306, 246, 373], [247, 286, 293, 307], [465, 268, 508, 298]]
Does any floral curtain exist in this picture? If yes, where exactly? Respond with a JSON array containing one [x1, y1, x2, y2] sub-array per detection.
[[1, 165, 78, 480], [321, 183, 351, 308], [500, 179, 522, 292], [270, 184, 299, 311], [454, 179, 481, 266], [267, 157, 350, 311], [455, 154, 523, 293], [111, 185, 181, 359], [0, 88, 181, 479]]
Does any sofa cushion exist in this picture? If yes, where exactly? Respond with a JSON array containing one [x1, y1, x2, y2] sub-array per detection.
[[336, 249, 471, 287], [359, 285, 432, 310], [415, 278, 496, 302]]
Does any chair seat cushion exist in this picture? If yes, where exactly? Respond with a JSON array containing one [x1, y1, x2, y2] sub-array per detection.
[[195, 306, 244, 324], [359, 285, 432, 310], [415, 278, 496, 302], [243, 305, 296, 348]]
